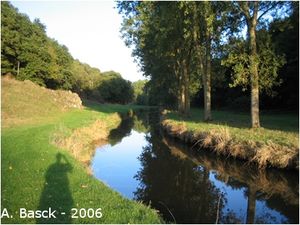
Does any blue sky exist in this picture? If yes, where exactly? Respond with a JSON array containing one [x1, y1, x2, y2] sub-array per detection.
[[11, 0, 144, 82]]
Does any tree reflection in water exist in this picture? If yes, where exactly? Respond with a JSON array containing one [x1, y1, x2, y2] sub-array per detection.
[[94, 110, 298, 224], [160, 134, 299, 224], [133, 133, 226, 223]]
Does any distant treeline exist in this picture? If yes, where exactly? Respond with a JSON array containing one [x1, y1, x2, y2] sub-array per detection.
[[1, 2, 147, 105]]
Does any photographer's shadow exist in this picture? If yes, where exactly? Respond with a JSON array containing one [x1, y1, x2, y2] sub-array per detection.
[[37, 153, 73, 224]]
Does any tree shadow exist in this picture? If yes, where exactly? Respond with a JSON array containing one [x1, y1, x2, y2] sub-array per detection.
[[37, 153, 73, 224]]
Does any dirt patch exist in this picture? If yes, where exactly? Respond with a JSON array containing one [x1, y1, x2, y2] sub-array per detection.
[[161, 119, 299, 170]]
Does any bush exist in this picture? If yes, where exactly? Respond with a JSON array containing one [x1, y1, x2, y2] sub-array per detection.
[[98, 75, 134, 104]]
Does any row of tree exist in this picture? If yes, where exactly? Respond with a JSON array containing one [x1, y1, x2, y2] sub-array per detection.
[[117, 1, 298, 128], [1, 2, 136, 104]]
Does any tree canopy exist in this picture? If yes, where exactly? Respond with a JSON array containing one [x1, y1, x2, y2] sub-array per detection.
[[2, 1, 298, 114], [118, 1, 298, 127], [1, 1, 134, 104]]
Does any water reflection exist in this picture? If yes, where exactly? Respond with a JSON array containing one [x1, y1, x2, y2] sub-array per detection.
[[108, 111, 150, 146], [134, 134, 225, 223], [91, 110, 299, 224], [108, 115, 134, 146], [163, 136, 299, 223]]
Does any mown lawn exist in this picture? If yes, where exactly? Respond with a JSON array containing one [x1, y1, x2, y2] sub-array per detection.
[[166, 108, 299, 148], [1, 103, 162, 224]]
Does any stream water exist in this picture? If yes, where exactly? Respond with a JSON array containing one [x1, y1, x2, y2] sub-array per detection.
[[91, 110, 299, 224]]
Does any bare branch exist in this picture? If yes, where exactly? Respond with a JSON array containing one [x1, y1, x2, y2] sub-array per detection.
[[257, 3, 278, 21]]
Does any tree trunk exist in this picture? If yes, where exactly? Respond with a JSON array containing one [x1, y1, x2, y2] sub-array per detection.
[[204, 29, 212, 121], [182, 59, 190, 116], [178, 77, 185, 114], [176, 64, 184, 114], [17, 61, 20, 77], [249, 21, 260, 128]]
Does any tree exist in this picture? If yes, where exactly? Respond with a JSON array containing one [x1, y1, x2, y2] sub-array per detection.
[[191, 2, 225, 121], [118, 1, 203, 114], [45, 39, 74, 89], [98, 71, 134, 104], [221, 2, 287, 128], [1, 1, 23, 75], [1, 2, 74, 89], [132, 80, 148, 105], [118, 1, 232, 119], [71, 59, 102, 100]]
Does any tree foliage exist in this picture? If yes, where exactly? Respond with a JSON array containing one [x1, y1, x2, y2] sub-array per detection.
[[1, 2, 134, 104], [2, 1, 297, 110], [1, 2, 73, 89], [98, 71, 134, 104], [222, 31, 285, 96], [132, 80, 148, 105], [118, 1, 297, 126]]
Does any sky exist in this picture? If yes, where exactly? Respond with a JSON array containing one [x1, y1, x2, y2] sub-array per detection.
[[11, 0, 144, 82]]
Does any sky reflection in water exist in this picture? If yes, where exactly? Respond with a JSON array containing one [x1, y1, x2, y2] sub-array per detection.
[[92, 131, 146, 199], [91, 112, 298, 224]]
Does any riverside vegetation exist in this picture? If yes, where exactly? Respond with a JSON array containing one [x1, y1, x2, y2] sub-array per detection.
[[1, 1, 299, 223], [161, 109, 298, 169], [1, 77, 162, 223], [118, 1, 299, 169]]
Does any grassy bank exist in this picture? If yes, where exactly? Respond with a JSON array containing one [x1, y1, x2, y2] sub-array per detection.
[[2, 104, 161, 224], [51, 100, 153, 170], [2, 78, 161, 223], [162, 108, 299, 169]]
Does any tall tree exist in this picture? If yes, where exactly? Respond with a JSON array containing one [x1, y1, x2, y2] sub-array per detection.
[[118, 1, 204, 115], [221, 2, 287, 128], [177, 1, 226, 119], [234, 1, 285, 128], [203, 2, 213, 121]]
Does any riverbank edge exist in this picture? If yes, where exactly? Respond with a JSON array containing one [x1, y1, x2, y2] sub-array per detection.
[[2, 105, 163, 223], [51, 107, 153, 173], [160, 115, 299, 170], [51, 112, 121, 174]]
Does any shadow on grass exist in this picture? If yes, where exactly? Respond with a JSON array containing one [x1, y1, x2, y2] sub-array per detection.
[[37, 153, 73, 224], [169, 109, 299, 133]]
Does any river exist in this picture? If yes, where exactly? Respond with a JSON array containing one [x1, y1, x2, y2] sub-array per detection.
[[91, 110, 299, 224]]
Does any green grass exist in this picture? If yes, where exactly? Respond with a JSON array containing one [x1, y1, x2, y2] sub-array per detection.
[[2, 78, 79, 128], [2, 102, 162, 223], [83, 99, 156, 114], [167, 108, 299, 148]]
